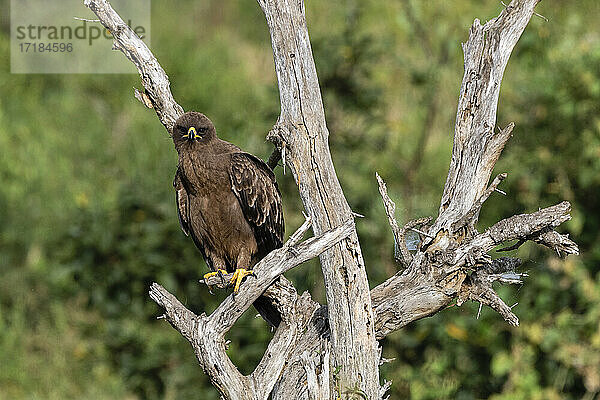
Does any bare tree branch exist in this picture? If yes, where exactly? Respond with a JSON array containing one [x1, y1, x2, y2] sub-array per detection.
[[149, 219, 354, 400], [463, 201, 575, 256], [376, 172, 404, 262], [257, 0, 380, 396], [372, 200, 578, 337], [83, 0, 183, 132], [431, 0, 541, 235], [370, 0, 579, 339], [375, 173, 434, 267], [451, 172, 508, 233]]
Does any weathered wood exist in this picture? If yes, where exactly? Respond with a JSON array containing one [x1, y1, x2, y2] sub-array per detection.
[[256, 0, 380, 397], [83, 0, 183, 132], [150, 219, 354, 400], [371, 200, 577, 337], [376, 172, 405, 264], [431, 0, 541, 236], [369, 0, 579, 342]]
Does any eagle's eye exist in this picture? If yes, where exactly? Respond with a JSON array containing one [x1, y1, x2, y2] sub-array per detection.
[[177, 125, 189, 138], [198, 127, 207, 133]]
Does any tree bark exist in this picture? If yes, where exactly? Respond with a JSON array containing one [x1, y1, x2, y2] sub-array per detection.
[[84, 0, 579, 399], [149, 218, 354, 400], [257, 1, 380, 397]]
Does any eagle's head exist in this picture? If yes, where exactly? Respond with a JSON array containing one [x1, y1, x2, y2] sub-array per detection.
[[172, 111, 217, 150]]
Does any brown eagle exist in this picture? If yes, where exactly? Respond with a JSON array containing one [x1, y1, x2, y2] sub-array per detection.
[[172, 111, 284, 325]]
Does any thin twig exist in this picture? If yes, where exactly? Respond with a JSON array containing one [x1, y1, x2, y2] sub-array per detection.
[[376, 172, 403, 260], [497, 239, 526, 252], [408, 226, 433, 239], [74, 17, 100, 22]]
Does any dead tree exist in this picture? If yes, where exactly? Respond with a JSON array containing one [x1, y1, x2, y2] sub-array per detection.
[[84, 0, 578, 398]]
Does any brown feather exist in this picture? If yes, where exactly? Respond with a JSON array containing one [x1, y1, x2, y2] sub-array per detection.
[[171, 112, 284, 326]]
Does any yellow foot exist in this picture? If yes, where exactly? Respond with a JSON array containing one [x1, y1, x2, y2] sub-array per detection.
[[229, 268, 255, 293], [203, 269, 228, 284]]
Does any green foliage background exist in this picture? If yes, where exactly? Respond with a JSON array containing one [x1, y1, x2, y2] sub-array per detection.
[[0, 1, 599, 399]]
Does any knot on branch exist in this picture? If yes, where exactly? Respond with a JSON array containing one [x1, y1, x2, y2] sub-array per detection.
[[464, 246, 492, 268], [426, 247, 456, 268], [266, 123, 288, 170], [309, 305, 330, 340]]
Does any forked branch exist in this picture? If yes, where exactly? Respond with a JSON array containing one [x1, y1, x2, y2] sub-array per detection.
[[150, 219, 353, 400], [372, 0, 578, 335], [432, 0, 541, 234]]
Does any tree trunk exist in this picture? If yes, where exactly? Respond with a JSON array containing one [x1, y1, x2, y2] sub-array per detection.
[[257, 1, 380, 397]]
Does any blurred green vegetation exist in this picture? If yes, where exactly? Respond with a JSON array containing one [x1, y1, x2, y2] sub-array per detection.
[[0, 0, 598, 399]]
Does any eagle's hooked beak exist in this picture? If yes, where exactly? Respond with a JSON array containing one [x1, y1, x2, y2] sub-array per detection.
[[186, 127, 197, 140]]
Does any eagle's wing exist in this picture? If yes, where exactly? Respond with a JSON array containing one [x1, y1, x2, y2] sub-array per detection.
[[174, 166, 213, 269], [173, 167, 190, 237], [229, 152, 284, 255]]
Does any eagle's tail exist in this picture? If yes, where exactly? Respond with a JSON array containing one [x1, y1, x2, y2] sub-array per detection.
[[253, 295, 281, 329]]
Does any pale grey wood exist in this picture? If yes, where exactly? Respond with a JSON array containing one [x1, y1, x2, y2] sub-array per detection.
[[376, 172, 405, 264], [84, 0, 184, 132], [149, 220, 354, 400], [369, 0, 579, 338], [301, 346, 331, 400], [431, 0, 541, 237], [372, 188, 578, 336], [256, 0, 380, 398]]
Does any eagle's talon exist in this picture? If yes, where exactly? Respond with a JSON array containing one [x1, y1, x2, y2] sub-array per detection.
[[217, 269, 227, 286], [230, 268, 254, 293], [203, 269, 228, 289]]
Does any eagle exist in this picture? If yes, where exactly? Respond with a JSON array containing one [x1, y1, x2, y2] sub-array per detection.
[[171, 111, 284, 326]]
